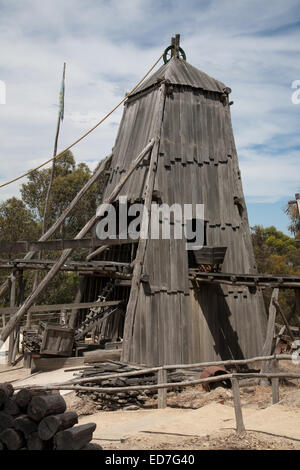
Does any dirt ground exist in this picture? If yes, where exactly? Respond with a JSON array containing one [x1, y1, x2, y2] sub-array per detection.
[[2, 359, 300, 450], [65, 361, 300, 450]]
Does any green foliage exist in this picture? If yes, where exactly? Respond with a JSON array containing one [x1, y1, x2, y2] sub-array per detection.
[[251, 225, 300, 326], [285, 197, 300, 238], [0, 197, 39, 244], [20, 151, 102, 238], [0, 151, 109, 309]]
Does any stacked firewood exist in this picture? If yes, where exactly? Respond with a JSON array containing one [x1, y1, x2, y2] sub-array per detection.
[[0, 383, 100, 450], [22, 331, 42, 353], [75, 362, 192, 411]]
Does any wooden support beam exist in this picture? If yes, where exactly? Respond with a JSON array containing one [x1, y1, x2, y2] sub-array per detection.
[[261, 288, 279, 376], [174, 34, 180, 58], [8, 270, 17, 365], [122, 84, 166, 362], [157, 369, 167, 409], [0, 237, 137, 253], [273, 300, 295, 341], [19, 371, 300, 395], [231, 378, 245, 435], [295, 288, 300, 327], [0, 300, 121, 316], [0, 139, 155, 344], [171, 36, 175, 57], [69, 276, 87, 329], [272, 378, 280, 404]]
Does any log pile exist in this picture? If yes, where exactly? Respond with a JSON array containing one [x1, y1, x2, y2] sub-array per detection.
[[0, 383, 100, 450], [74, 361, 193, 410]]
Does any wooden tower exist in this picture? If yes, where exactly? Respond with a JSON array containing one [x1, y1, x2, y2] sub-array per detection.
[[81, 36, 267, 366]]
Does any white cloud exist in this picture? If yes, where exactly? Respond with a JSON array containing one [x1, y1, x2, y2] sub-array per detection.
[[0, 0, 299, 209]]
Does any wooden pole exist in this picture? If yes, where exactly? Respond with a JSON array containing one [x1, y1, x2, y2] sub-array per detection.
[[42, 62, 66, 236], [294, 288, 300, 327], [273, 300, 295, 341], [261, 288, 279, 376], [0, 140, 154, 344], [157, 369, 167, 408], [272, 378, 279, 404], [68, 276, 87, 329], [122, 84, 166, 362], [32, 63, 66, 304], [174, 34, 180, 58], [8, 269, 17, 365], [15, 371, 300, 394], [231, 378, 245, 435]]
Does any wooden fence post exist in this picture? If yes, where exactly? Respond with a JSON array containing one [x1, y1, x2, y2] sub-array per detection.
[[261, 288, 279, 380], [271, 378, 279, 404], [8, 270, 17, 365], [157, 368, 167, 409], [231, 378, 245, 435]]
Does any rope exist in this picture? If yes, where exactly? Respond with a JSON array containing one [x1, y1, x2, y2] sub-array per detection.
[[0, 52, 164, 189]]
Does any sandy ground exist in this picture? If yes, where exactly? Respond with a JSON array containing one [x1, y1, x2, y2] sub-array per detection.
[[75, 401, 300, 450], [0, 361, 85, 395], [1, 359, 300, 450]]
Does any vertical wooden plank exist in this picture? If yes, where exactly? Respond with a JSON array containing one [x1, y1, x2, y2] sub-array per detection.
[[8, 270, 17, 365], [294, 288, 300, 327], [272, 378, 279, 404], [231, 378, 245, 435], [261, 288, 279, 375], [122, 84, 166, 363], [157, 368, 167, 409]]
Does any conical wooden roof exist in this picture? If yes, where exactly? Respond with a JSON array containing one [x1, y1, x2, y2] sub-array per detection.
[[132, 56, 227, 96]]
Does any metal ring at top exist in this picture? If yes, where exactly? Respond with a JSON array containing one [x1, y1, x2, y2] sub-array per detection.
[[163, 45, 187, 64]]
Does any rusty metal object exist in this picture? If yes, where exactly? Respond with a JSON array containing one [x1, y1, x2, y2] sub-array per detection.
[[200, 366, 231, 392], [275, 339, 291, 355]]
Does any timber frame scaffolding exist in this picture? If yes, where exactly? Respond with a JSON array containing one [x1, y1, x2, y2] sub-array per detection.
[[1, 35, 300, 367]]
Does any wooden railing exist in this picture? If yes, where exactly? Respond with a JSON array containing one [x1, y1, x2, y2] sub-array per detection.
[[14, 354, 300, 435]]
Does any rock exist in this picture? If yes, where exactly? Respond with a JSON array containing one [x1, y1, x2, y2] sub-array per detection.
[[242, 387, 256, 394], [124, 405, 140, 411]]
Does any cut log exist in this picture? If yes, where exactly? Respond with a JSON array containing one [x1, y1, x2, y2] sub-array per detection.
[[3, 397, 20, 416], [38, 411, 78, 440], [0, 428, 25, 450], [0, 412, 14, 431], [14, 388, 49, 409], [81, 442, 103, 450], [27, 394, 66, 422], [54, 423, 96, 450], [0, 382, 14, 397], [14, 415, 38, 437], [27, 432, 47, 450], [83, 349, 121, 364], [0, 383, 14, 406]]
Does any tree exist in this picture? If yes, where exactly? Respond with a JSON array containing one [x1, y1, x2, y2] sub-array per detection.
[[0, 197, 39, 250], [20, 151, 103, 239], [0, 152, 110, 311], [251, 225, 300, 326], [285, 197, 300, 239]]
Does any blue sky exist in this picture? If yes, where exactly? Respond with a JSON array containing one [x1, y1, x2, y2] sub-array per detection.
[[0, 0, 299, 234]]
